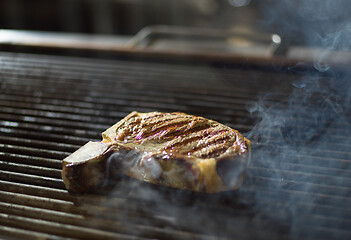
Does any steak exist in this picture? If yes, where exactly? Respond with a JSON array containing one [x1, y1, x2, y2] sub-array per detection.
[[62, 111, 251, 193]]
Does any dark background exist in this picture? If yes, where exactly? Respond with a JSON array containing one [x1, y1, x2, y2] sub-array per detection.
[[1, 0, 351, 48]]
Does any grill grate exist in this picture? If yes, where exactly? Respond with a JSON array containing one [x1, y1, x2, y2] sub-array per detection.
[[0, 52, 351, 239]]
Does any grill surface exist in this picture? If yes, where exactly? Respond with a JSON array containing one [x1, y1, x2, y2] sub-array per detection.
[[0, 52, 350, 239]]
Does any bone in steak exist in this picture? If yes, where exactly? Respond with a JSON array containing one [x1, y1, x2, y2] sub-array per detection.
[[62, 111, 251, 193]]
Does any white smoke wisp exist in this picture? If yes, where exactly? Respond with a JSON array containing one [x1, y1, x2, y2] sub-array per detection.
[[78, 1, 351, 238], [246, 0, 351, 238]]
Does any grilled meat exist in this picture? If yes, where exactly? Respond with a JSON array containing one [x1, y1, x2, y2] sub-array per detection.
[[62, 111, 251, 193]]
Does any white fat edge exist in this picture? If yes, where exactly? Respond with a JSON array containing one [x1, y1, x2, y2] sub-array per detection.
[[63, 141, 114, 165]]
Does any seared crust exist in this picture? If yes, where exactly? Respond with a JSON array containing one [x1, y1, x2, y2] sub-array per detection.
[[103, 111, 249, 160], [63, 112, 251, 193]]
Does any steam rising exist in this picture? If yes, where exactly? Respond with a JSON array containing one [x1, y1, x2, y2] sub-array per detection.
[[248, 0, 351, 238], [86, 1, 351, 239], [104, 150, 163, 185]]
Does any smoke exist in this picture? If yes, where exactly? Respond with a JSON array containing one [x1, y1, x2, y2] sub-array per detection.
[[87, 142, 286, 238], [246, 0, 351, 238], [78, 1, 351, 239], [91, 154, 286, 239], [258, 0, 351, 48]]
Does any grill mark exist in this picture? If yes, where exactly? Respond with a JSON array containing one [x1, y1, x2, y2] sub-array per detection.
[[165, 126, 219, 149], [113, 112, 241, 160], [115, 116, 141, 140], [189, 132, 232, 155], [165, 136, 203, 150], [162, 124, 189, 138], [139, 114, 185, 130], [142, 112, 185, 125], [151, 117, 190, 131], [141, 118, 193, 139], [125, 116, 142, 127], [195, 140, 229, 158], [183, 121, 221, 135], [142, 112, 166, 121], [163, 123, 210, 139], [118, 113, 184, 141], [148, 115, 187, 128], [115, 130, 129, 141], [207, 144, 228, 158]]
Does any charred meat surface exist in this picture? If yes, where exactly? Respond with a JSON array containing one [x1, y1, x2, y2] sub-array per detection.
[[62, 111, 251, 193]]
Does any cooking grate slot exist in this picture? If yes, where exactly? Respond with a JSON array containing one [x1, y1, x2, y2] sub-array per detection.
[[0, 52, 350, 239]]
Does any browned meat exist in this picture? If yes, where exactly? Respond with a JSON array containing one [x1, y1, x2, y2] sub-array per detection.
[[62, 111, 251, 193]]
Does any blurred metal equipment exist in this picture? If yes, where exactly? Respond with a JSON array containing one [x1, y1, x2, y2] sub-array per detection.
[[228, 0, 251, 7], [0, 26, 282, 58], [128, 25, 282, 57], [0, 0, 257, 35]]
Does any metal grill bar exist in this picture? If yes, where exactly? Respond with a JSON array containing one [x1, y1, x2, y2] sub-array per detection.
[[0, 84, 255, 125], [0, 52, 351, 239], [2, 128, 351, 192], [0, 225, 67, 240]]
